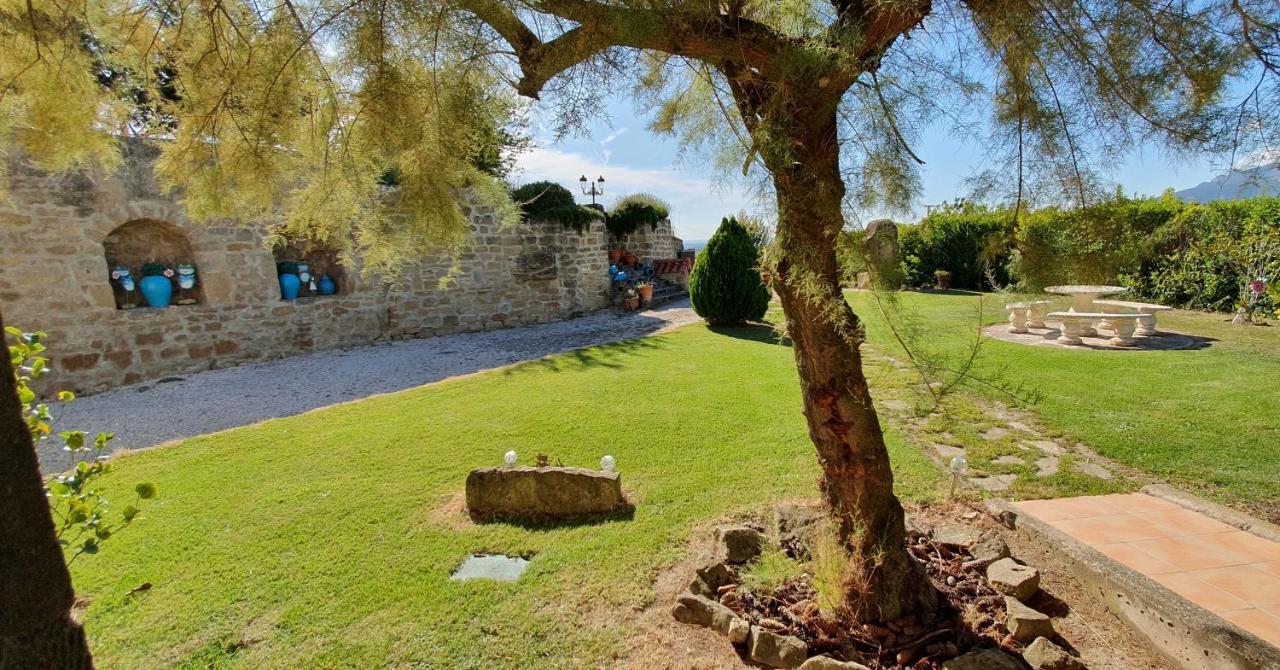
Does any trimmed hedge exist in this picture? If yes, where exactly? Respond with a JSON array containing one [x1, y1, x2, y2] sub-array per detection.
[[607, 193, 670, 237], [689, 216, 770, 324], [898, 204, 1015, 290], [510, 181, 601, 232]]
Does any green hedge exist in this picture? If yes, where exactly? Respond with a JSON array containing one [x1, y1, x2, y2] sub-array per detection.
[[607, 193, 670, 237], [848, 195, 1280, 314], [510, 181, 601, 232]]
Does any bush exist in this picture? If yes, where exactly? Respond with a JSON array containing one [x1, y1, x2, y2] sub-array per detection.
[[689, 216, 770, 324], [607, 193, 670, 237], [898, 203, 1015, 289], [510, 181, 600, 232]]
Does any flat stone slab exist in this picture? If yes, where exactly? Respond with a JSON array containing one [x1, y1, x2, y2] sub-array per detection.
[[983, 324, 1207, 351], [1073, 461, 1113, 480], [1035, 456, 1060, 477], [970, 474, 1017, 491], [993, 455, 1026, 466], [465, 466, 627, 521], [933, 444, 966, 461]]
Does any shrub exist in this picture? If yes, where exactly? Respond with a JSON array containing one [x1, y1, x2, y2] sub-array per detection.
[[898, 203, 1015, 289], [739, 547, 803, 595], [510, 181, 600, 232], [689, 216, 770, 324], [606, 193, 670, 237]]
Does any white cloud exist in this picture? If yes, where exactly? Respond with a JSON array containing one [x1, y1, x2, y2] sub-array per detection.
[[513, 146, 754, 240], [1234, 147, 1280, 170]]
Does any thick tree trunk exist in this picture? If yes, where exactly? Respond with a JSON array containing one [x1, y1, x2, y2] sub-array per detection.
[[0, 308, 94, 670], [767, 111, 940, 623]]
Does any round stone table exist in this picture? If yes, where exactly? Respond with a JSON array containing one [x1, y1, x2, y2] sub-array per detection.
[[1044, 285, 1128, 336]]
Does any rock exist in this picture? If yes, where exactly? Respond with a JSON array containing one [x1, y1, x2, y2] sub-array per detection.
[[933, 524, 984, 548], [1023, 637, 1086, 670], [798, 656, 871, 670], [696, 561, 735, 591], [987, 558, 1041, 601], [1005, 597, 1054, 643], [981, 427, 1010, 440], [1029, 439, 1065, 455], [970, 532, 1011, 563], [727, 616, 751, 644], [465, 467, 627, 521], [689, 576, 715, 598], [933, 444, 966, 460], [1035, 456, 1060, 477], [775, 503, 823, 557], [993, 455, 1026, 465], [748, 627, 808, 668], [717, 525, 766, 564], [671, 594, 738, 637], [1074, 461, 1113, 480], [1007, 421, 1038, 434], [969, 474, 1017, 491], [942, 649, 1025, 670]]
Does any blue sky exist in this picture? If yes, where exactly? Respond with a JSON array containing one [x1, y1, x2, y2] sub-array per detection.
[[512, 96, 1235, 242]]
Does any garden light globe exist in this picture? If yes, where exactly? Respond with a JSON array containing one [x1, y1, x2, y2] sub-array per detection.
[[504, 450, 517, 467], [949, 456, 969, 476], [600, 455, 616, 472]]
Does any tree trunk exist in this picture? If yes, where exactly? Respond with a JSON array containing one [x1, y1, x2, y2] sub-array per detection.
[[767, 111, 941, 623], [0, 307, 94, 669]]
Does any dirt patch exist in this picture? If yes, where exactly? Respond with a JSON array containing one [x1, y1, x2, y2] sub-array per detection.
[[420, 490, 473, 530]]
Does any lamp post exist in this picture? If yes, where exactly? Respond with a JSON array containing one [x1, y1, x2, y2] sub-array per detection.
[[579, 175, 605, 208]]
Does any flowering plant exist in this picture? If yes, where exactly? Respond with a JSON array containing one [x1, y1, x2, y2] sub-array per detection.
[[162, 268, 175, 278]]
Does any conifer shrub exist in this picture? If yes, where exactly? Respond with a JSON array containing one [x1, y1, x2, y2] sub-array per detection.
[[689, 216, 770, 324]]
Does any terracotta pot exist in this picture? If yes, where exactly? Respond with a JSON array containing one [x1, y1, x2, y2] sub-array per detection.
[[608, 249, 623, 263], [623, 297, 640, 311], [638, 284, 654, 305], [624, 253, 638, 266]]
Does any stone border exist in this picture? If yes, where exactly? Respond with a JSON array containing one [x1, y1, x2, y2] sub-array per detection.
[[981, 324, 1207, 351], [1142, 484, 1280, 545], [986, 499, 1280, 670]]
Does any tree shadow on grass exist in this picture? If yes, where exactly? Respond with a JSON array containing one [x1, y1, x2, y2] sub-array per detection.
[[507, 334, 670, 374], [707, 322, 792, 347], [467, 503, 637, 531]]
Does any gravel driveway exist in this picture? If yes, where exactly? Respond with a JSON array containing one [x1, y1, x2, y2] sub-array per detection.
[[41, 300, 699, 473]]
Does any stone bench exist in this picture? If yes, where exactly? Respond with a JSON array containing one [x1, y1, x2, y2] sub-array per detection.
[[1094, 300, 1172, 335], [1005, 300, 1053, 333], [465, 466, 630, 522], [1049, 311, 1142, 346]]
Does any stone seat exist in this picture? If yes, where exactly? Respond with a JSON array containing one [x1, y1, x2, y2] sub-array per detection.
[[1005, 300, 1054, 333], [1048, 311, 1141, 346], [1094, 299, 1172, 335]]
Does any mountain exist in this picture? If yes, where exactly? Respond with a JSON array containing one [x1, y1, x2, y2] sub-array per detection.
[[1174, 160, 1280, 202]]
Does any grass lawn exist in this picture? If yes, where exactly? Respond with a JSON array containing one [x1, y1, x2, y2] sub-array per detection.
[[846, 290, 1280, 516], [70, 325, 941, 669]]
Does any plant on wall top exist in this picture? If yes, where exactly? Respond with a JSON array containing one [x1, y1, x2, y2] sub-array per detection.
[[607, 193, 671, 238], [510, 181, 601, 233]]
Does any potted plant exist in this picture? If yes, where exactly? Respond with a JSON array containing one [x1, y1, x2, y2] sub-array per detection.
[[175, 263, 198, 305], [624, 251, 639, 267], [934, 269, 952, 290], [277, 261, 301, 300], [637, 281, 654, 306], [139, 263, 174, 308], [110, 266, 138, 309], [622, 287, 640, 311], [608, 248, 624, 263]]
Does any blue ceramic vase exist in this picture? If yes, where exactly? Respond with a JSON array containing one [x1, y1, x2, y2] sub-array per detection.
[[279, 273, 301, 300], [139, 275, 172, 308], [317, 274, 336, 295]]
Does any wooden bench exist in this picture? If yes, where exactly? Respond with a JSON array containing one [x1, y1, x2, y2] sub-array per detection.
[[1049, 311, 1142, 346], [1093, 300, 1172, 335]]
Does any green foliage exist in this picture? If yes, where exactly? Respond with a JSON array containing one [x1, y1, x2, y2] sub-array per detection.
[[898, 203, 1016, 289], [739, 547, 803, 595], [808, 519, 854, 616], [140, 262, 168, 277], [606, 193, 671, 237], [510, 181, 601, 233], [689, 217, 770, 324], [7, 326, 154, 563]]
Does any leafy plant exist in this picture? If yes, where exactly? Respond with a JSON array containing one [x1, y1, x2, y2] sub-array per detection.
[[140, 262, 169, 277], [7, 326, 155, 563], [689, 216, 770, 325], [510, 181, 601, 233], [606, 193, 671, 237], [739, 547, 803, 595]]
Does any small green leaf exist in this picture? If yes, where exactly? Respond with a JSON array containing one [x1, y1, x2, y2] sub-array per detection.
[[135, 483, 158, 499], [57, 390, 76, 402], [122, 505, 140, 521], [61, 431, 86, 451]]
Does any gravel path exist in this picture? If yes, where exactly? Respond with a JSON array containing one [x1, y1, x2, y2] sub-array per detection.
[[42, 300, 699, 473]]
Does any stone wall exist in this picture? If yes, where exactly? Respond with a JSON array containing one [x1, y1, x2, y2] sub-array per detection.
[[0, 141, 622, 395], [612, 219, 683, 265]]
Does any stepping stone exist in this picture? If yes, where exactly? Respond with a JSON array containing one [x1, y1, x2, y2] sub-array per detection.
[[981, 427, 1010, 440], [1022, 637, 1085, 670], [933, 524, 984, 548], [1028, 439, 1065, 455], [880, 398, 910, 412], [987, 558, 1041, 601], [933, 444, 966, 460], [1004, 596, 1054, 642], [1074, 461, 1113, 480], [969, 474, 1017, 491], [993, 455, 1025, 466], [1007, 421, 1038, 434], [1035, 456, 1059, 477]]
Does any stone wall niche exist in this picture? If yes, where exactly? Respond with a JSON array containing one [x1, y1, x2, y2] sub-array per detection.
[[102, 218, 205, 308], [272, 239, 350, 299]]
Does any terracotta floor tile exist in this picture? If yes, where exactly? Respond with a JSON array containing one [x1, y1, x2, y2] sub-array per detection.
[[1192, 565, 1280, 607], [1152, 572, 1251, 612], [1017, 495, 1126, 521], [1129, 534, 1251, 571], [1257, 561, 1280, 579], [1211, 532, 1280, 563], [1140, 508, 1239, 537], [1106, 493, 1182, 514], [1053, 514, 1169, 545], [1219, 608, 1280, 647], [1094, 542, 1181, 575]]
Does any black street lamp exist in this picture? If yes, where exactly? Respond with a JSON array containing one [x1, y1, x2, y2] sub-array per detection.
[[579, 175, 605, 207]]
